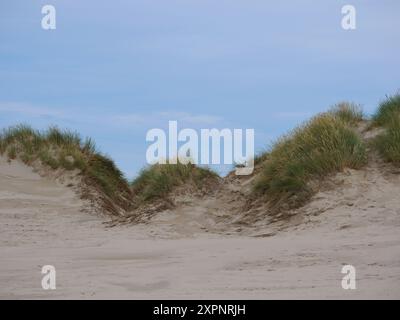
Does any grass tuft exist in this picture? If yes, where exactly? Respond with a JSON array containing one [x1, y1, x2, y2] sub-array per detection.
[[372, 94, 400, 127], [329, 102, 364, 125], [254, 114, 367, 209], [0, 125, 132, 214], [373, 114, 400, 165], [371, 94, 400, 166], [131, 161, 218, 205]]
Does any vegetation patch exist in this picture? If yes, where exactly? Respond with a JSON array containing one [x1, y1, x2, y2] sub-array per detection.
[[0, 125, 132, 215], [372, 94, 400, 127], [329, 102, 364, 125], [131, 161, 218, 207], [254, 113, 367, 211], [372, 95, 400, 166]]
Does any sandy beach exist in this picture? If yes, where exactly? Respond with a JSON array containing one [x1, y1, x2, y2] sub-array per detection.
[[1, 156, 399, 299], [2, 0, 400, 303]]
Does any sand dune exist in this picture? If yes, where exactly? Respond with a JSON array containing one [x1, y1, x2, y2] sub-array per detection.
[[1, 155, 399, 299]]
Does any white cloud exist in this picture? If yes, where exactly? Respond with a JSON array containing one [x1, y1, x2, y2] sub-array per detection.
[[0, 102, 64, 118], [110, 114, 148, 125], [272, 111, 313, 119], [155, 111, 222, 125], [0, 101, 224, 129]]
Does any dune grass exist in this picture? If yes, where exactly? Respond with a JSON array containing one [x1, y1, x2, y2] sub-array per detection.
[[372, 94, 400, 166], [254, 113, 367, 209], [374, 115, 400, 165], [1, 96, 394, 216], [372, 94, 400, 127], [131, 161, 218, 205], [0, 125, 218, 213], [0, 125, 132, 214], [329, 102, 364, 125]]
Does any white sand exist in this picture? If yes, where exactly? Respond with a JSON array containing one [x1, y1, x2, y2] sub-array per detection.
[[0, 156, 399, 299]]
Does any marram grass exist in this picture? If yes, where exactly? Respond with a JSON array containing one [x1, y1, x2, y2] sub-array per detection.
[[329, 102, 364, 125], [372, 94, 400, 127], [0, 125, 132, 213], [131, 161, 218, 205], [254, 113, 367, 209]]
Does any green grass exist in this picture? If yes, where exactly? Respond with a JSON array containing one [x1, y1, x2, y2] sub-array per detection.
[[0, 124, 218, 214], [329, 102, 364, 125], [371, 95, 400, 166], [370, 94, 400, 166], [0, 125, 132, 214], [254, 114, 367, 209], [131, 161, 218, 205], [374, 115, 400, 165], [2, 94, 397, 217], [372, 94, 400, 127]]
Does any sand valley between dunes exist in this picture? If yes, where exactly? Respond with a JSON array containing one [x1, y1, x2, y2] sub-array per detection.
[[0, 155, 400, 299]]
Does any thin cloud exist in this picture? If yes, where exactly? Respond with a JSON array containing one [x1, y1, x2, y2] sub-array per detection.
[[272, 111, 313, 119], [156, 111, 222, 125], [0, 102, 64, 118], [0, 101, 224, 128]]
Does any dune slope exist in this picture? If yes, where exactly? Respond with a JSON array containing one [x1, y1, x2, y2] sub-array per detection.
[[1, 155, 400, 299]]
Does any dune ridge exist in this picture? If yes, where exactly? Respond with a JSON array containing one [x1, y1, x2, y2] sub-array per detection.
[[1, 94, 400, 298], [1, 151, 399, 298]]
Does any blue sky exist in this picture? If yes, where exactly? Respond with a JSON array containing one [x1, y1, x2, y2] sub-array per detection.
[[1, 0, 399, 178]]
